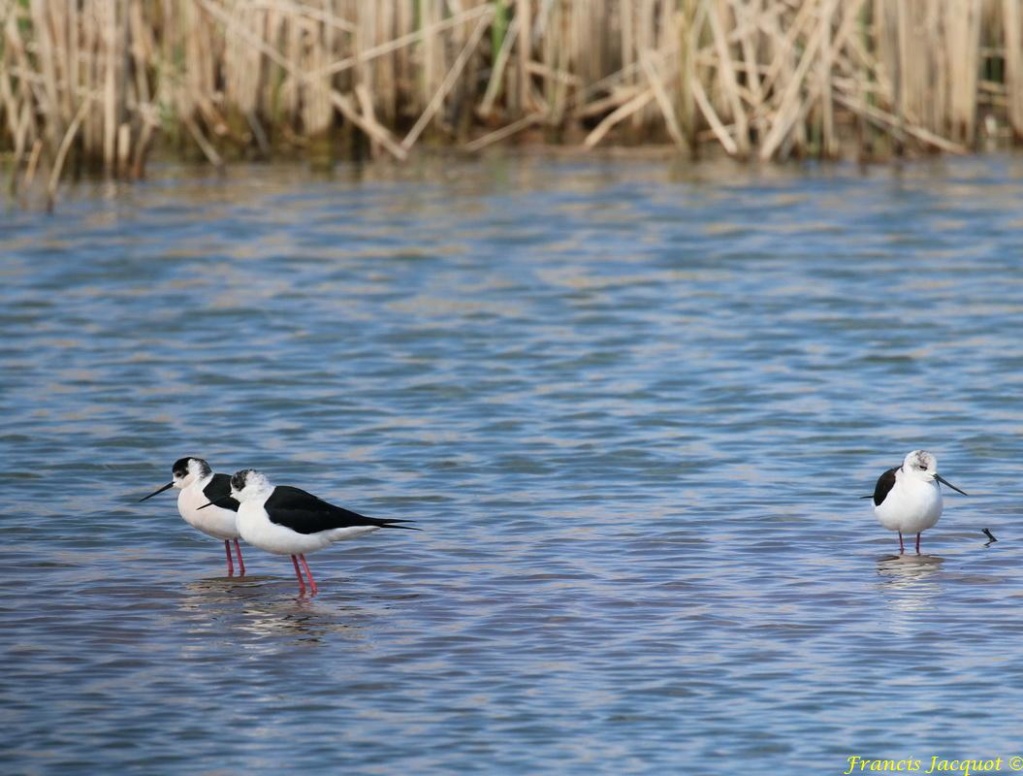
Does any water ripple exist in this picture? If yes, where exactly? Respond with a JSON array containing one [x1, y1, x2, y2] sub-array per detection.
[[4, 155, 1023, 773]]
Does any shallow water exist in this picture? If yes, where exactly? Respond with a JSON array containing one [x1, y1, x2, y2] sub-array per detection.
[[4, 154, 1023, 774]]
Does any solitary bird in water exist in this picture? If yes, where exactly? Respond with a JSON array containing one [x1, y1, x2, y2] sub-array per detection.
[[201, 469, 416, 596], [871, 450, 967, 555], [139, 457, 246, 576]]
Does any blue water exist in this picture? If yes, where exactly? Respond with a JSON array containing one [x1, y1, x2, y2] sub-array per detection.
[[4, 154, 1023, 774]]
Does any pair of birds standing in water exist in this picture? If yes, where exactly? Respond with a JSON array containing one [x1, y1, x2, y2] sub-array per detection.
[[139, 457, 414, 595]]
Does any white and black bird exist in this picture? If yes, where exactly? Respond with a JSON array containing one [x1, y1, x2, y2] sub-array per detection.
[[139, 457, 246, 576], [202, 469, 416, 596], [870, 450, 967, 555]]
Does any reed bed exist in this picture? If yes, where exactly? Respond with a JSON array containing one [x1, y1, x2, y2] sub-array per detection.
[[2, 0, 1020, 200]]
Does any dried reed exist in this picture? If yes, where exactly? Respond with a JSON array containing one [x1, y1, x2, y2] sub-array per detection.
[[2, 0, 1020, 200]]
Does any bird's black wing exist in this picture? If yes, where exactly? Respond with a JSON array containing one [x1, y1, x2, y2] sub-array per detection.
[[265, 486, 416, 535], [872, 466, 898, 506], [203, 473, 240, 512]]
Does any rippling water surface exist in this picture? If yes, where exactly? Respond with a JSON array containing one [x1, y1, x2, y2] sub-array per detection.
[[4, 154, 1023, 774]]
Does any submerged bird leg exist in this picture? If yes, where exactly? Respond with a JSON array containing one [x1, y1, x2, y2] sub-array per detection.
[[915, 533, 922, 555], [898, 531, 905, 555], [291, 555, 307, 594], [224, 540, 235, 576], [233, 539, 246, 576], [298, 554, 318, 596]]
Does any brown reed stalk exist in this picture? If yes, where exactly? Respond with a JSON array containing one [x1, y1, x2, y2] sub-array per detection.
[[708, 0, 749, 157], [222, 3, 263, 130], [948, 0, 981, 143], [480, 13, 517, 117], [402, 6, 493, 149], [675, 0, 699, 150], [514, 0, 531, 114], [819, 0, 837, 157], [1, 10, 31, 166], [583, 87, 655, 147], [1005, 0, 1023, 139], [641, 50, 685, 148], [331, 88, 407, 160], [29, 0, 62, 150], [301, 15, 334, 143], [24, 138, 44, 191], [621, 0, 635, 96], [47, 96, 93, 210], [464, 109, 548, 151]]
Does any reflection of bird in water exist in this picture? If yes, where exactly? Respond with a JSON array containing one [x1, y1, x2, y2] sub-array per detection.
[[877, 554, 944, 573], [876, 554, 944, 616], [202, 469, 417, 596], [139, 457, 246, 576], [179, 578, 368, 646], [870, 450, 966, 555]]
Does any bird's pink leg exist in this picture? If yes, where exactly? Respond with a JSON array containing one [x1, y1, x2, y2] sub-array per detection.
[[898, 532, 905, 555], [291, 555, 307, 594], [224, 540, 235, 576], [915, 533, 922, 555], [233, 540, 246, 576], [298, 554, 318, 596]]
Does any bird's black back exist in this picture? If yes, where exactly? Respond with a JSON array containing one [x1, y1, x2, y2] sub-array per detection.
[[203, 473, 240, 512], [265, 486, 415, 535], [872, 466, 898, 506]]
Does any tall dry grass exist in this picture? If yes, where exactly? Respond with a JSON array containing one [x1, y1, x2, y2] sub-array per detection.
[[2, 0, 1019, 202]]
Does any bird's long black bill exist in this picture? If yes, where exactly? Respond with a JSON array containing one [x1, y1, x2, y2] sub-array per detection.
[[936, 474, 968, 496], [197, 496, 232, 510], [138, 481, 174, 502]]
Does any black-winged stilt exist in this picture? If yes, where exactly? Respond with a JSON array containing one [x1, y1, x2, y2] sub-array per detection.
[[201, 468, 415, 595], [871, 450, 967, 555], [139, 457, 246, 576]]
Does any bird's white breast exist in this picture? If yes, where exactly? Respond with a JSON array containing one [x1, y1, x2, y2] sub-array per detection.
[[874, 474, 943, 534], [177, 479, 240, 540]]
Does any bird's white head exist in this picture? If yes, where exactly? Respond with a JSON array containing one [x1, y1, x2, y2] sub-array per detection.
[[172, 457, 212, 489], [902, 449, 968, 495], [230, 469, 274, 502], [902, 450, 938, 482]]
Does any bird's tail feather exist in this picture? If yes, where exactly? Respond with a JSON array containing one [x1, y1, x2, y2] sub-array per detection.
[[380, 519, 420, 531]]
